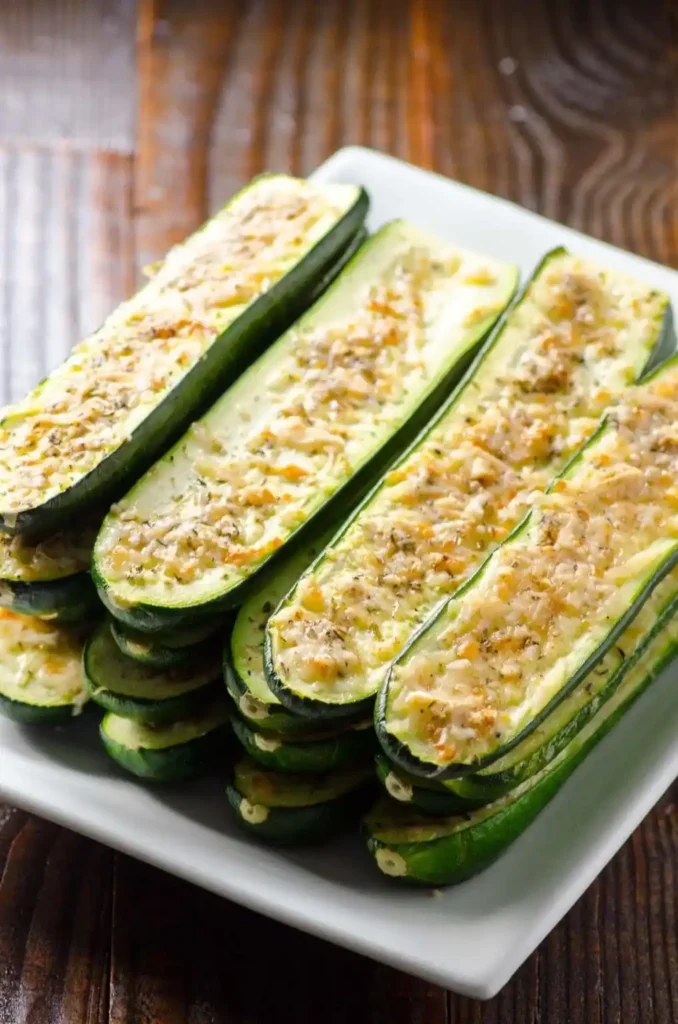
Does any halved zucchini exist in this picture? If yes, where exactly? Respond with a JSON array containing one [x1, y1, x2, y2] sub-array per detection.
[[0, 521, 100, 622], [100, 697, 231, 781], [0, 175, 367, 539], [110, 616, 222, 669], [84, 621, 222, 723], [94, 223, 518, 631], [365, 609, 678, 884], [0, 609, 89, 724], [227, 756, 373, 844], [380, 568, 678, 811], [266, 249, 671, 719], [378, 356, 678, 779], [231, 715, 374, 773]]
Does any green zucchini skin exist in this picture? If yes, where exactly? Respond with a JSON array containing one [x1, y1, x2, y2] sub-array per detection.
[[110, 617, 222, 670], [375, 755, 488, 815], [365, 628, 678, 884], [101, 718, 230, 782], [264, 250, 673, 723], [227, 755, 374, 843], [94, 225, 518, 633], [226, 784, 369, 845], [84, 622, 223, 724], [0, 571, 100, 624], [4, 179, 368, 541], [231, 714, 375, 773]]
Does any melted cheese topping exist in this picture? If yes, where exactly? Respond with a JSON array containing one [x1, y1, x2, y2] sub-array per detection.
[[0, 609, 87, 707], [386, 362, 678, 767], [0, 177, 356, 515], [269, 253, 667, 701], [97, 225, 514, 605], [0, 521, 97, 582]]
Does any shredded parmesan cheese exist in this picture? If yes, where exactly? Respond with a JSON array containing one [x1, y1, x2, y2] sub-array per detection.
[[269, 253, 668, 700], [0, 521, 97, 582]]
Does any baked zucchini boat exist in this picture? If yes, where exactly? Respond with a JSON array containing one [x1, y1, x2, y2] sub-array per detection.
[[378, 356, 678, 779], [227, 756, 373, 844], [84, 621, 222, 724], [0, 610, 89, 723], [266, 249, 671, 719], [376, 567, 678, 812], [95, 222, 517, 630], [365, 609, 678, 884], [0, 175, 367, 538], [231, 715, 374, 774], [100, 696, 231, 781], [0, 520, 99, 622]]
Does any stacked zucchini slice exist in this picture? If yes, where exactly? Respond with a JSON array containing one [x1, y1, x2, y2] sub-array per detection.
[[1, 165, 674, 882]]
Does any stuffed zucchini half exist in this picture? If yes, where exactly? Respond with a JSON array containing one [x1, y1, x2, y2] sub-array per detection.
[[365, 609, 678, 884], [0, 175, 367, 539], [100, 695, 231, 781], [0, 521, 99, 622], [266, 249, 671, 719], [377, 566, 678, 812], [227, 756, 373, 844], [94, 222, 518, 631], [0, 610, 89, 723], [378, 356, 678, 780], [84, 621, 222, 724]]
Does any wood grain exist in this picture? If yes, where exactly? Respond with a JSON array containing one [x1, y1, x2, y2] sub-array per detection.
[[0, 0, 677, 1021]]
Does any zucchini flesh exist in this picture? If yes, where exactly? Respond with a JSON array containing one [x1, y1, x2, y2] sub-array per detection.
[[379, 356, 678, 779], [365, 611, 678, 884], [0, 610, 89, 723], [94, 222, 517, 628], [101, 697, 230, 781], [266, 250, 670, 717], [231, 715, 374, 773], [0, 175, 366, 538], [227, 756, 373, 844], [0, 521, 99, 622], [84, 621, 222, 723]]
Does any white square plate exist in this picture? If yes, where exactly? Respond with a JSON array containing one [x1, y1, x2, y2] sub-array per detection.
[[1, 147, 677, 1000]]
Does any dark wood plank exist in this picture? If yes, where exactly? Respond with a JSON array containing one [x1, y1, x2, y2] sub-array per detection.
[[0, 143, 134, 1024]]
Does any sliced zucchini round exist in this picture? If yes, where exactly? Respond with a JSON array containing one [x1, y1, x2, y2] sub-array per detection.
[[100, 698, 231, 782], [0, 610, 89, 724], [94, 222, 516, 632], [231, 715, 375, 773], [0, 521, 100, 623], [227, 756, 373, 844], [110, 617, 222, 669], [84, 621, 222, 724], [375, 755, 489, 815]]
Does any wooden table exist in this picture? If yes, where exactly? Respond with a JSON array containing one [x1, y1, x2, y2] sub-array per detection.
[[0, 1, 677, 1020]]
